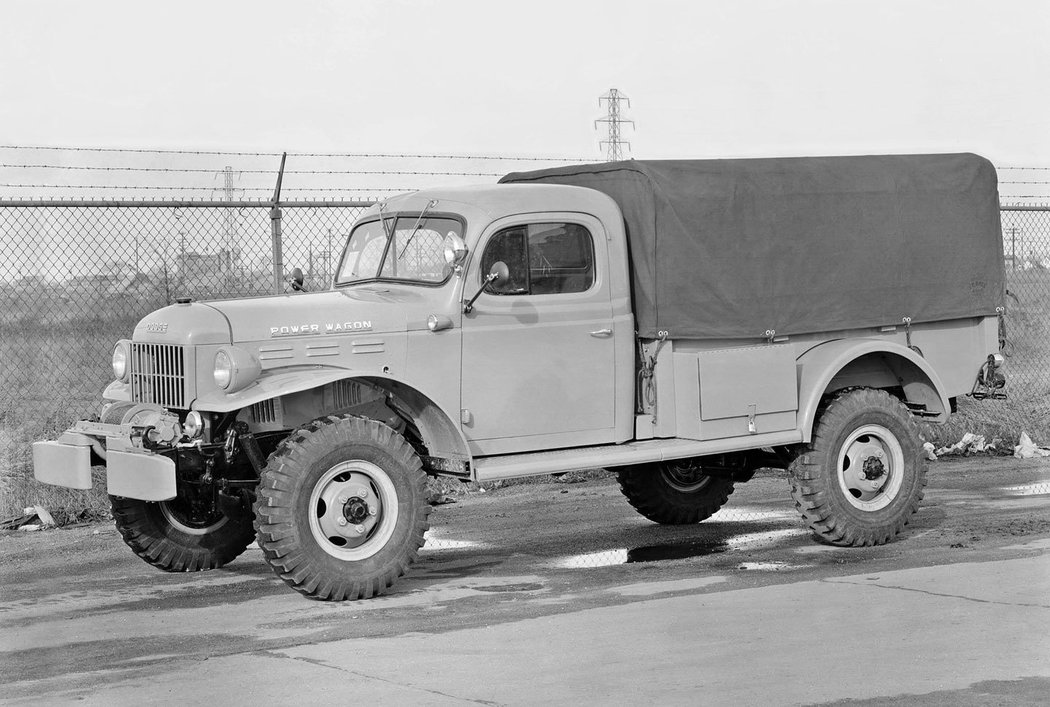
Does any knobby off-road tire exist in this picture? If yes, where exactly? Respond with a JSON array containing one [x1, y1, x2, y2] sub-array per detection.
[[788, 388, 927, 546], [111, 493, 255, 572], [617, 460, 736, 524], [254, 414, 430, 601]]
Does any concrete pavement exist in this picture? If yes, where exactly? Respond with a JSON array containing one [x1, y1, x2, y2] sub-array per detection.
[[15, 547, 1049, 706]]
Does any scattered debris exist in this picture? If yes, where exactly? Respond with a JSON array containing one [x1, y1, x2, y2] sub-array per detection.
[[427, 492, 458, 506], [922, 442, 938, 461], [933, 433, 1001, 458], [0, 505, 56, 532], [554, 470, 598, 484], [1014, 431, 1050, 459]]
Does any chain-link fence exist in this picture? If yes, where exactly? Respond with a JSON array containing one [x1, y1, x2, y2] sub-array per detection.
[[0, 199, 371, 519], [1000, 206, 1050, 390], [1, 200, 1049, 520]]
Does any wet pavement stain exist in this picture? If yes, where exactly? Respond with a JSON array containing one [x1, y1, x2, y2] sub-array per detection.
[[557, 540, 730, 569], [627, 540, 729, 563], [472, 583, 544, 593]]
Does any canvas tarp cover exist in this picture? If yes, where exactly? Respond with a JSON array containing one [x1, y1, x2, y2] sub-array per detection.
[[500, 154, 1004, 340]]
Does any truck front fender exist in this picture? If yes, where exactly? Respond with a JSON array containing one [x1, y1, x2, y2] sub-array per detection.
[[797, 339, 950, 441], [194, 368, 472, 465]]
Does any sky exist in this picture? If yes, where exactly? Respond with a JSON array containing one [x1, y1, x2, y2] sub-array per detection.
[[0, 0, 1048, 200]]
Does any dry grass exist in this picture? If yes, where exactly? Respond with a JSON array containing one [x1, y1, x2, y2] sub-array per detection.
[[3, 272, 1048, 525]]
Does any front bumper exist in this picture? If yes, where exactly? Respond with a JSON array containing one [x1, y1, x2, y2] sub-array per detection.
[[33, 422, 177, 502]]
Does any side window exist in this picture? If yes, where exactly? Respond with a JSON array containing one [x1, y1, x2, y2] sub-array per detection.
[[480, 223, 594, 296]]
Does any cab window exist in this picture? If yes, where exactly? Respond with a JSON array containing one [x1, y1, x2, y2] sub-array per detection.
[[480, 223, 594, 295]]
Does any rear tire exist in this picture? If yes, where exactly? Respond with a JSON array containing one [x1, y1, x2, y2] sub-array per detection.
[[254, 414, 430, 601], [111, 493, 255, 572], [617, 459, 736, 524], [788, 388, 927, 546]]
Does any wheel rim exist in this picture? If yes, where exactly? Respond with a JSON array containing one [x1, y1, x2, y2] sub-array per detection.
[[308, 460, 399, 561], [660, 462, 713, 493], [159, 500, 228, 536], [836, 424, 905, 512]]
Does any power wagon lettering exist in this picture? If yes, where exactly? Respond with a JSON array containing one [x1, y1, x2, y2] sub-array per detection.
[[269, 320, 372, 337]]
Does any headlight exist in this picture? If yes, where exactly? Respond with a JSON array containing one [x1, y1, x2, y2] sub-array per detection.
[[213, 349, 233, 389], [112, 341, 130, 382], [213, 346, 261, 393]]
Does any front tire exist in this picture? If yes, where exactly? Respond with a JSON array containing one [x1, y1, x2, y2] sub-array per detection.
[[254, 414, 430, 601], [111, 493, 255, 572], [788, 388, 927, 546], [617, 459, 736, 524]]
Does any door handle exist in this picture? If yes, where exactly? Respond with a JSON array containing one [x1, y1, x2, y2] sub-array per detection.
[[590, 328, 613, 338]]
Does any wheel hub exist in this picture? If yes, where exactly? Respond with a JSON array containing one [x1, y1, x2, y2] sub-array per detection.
[[837, 425, 906, 511], [309, 462, 398, 561], [661, 463, 712, 493], [342, 496, 370, 524], [861, 455, 887, 482]]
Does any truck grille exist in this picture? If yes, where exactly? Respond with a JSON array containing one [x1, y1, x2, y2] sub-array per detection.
[[130, 343, 189, 409]]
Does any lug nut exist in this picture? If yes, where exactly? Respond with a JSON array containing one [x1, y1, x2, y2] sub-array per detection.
[[369, 507, 377, 516], [337, 517, 347, 526], [355, 525, 365, 533], [337, 495, 347, 504]]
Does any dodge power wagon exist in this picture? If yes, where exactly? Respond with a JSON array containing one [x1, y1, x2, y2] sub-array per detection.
[[34, 153, 1007, 600]]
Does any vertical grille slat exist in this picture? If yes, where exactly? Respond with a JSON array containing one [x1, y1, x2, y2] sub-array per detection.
[[130, 343, 188, 409]]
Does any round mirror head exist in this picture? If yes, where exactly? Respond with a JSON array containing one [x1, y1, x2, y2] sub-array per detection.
[[489, 261, 510, 283]]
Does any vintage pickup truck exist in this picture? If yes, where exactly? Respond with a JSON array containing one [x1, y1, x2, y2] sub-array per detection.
[[34, 153, 1006, 600]]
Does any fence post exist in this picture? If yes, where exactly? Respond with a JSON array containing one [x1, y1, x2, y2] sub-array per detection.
[[270, 152, 288, 294], [270, 202, 284, 294]]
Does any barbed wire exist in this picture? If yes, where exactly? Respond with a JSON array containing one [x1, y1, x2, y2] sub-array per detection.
[[0, 183, 412, 192], [0, 144, 591, 162], [0, 163, 503, 176]]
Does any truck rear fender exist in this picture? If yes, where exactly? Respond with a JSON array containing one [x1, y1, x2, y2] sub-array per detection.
[[193, 369, 472, 467], [796, 339, 950, 441]]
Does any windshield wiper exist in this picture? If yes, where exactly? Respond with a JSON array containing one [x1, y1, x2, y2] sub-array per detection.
[[398, 200, 438, 260]]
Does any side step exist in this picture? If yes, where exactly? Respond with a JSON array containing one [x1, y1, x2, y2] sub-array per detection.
[[472, 430, 803, 482]]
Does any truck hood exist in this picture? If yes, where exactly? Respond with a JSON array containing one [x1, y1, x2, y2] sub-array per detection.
[[204, 286, 441, 344]]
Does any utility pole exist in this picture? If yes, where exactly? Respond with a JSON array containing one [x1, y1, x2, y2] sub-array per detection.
[[1007, 227, 1020, 270], [595, 88, 634, 161], [221, 166, 237, 279]]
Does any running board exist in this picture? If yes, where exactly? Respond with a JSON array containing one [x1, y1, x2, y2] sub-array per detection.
[[472, 430, 804, 482]]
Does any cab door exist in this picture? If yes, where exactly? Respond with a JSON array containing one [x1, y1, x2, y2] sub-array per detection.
[[460, 214, 616, 456]]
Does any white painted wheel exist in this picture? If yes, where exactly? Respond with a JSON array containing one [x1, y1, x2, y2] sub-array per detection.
[[836, 424, 905, 512], [308, 460, 399, 561]]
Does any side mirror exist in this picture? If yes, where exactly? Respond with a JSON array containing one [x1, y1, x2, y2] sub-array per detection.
[[288, 267, 306, 292], [486, 261, 510, 287], [463, 261, 509, 314]]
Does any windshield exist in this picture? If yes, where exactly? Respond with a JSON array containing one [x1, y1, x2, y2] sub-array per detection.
[[335, 215, 463, 285]]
